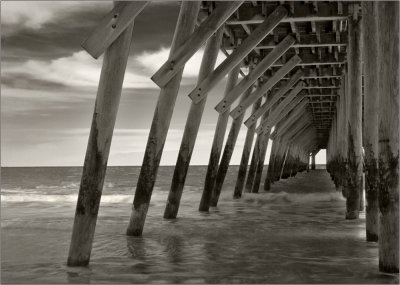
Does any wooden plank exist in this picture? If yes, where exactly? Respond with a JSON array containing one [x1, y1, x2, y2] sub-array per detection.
[[215, 35, 296, 114], [189, 6, 288, 104], [222, 31, 348, 51], [229, 55, 302, 119], [198, 65, 241, 212], [256, 42, 347, 49], [126, 2, 201, 237], [82, 2, 148, 59], [244, 69, 303, 126], [226, 15, 348, 25], [68, 20, 135, 266], [151, 1, 243, 87], [163, 28, 224, 219], [376, 1, 399, 273]]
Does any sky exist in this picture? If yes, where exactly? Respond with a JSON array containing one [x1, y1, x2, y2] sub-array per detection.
[[1, 1, 326, 167]]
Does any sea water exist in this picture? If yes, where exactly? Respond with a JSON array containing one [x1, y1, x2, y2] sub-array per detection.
[[1, 166, 398, 284]]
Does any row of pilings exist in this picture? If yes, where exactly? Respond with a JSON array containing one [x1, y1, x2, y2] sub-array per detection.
[[326, 2, 399, 274], [66, 1, 398, 274]]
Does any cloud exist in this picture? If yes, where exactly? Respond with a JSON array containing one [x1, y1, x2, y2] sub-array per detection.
[[1, 1, 111, 31], [3, 50, 159, 90], [2, 44, 228, 96], [134, 46, 227, 81]]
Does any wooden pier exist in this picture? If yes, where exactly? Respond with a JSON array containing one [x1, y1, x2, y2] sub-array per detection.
[[67, 1, 399, 275]]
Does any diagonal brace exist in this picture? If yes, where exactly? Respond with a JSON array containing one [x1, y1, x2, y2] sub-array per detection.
[[151, 1, 244, 87], [230, 55, 302, 119]]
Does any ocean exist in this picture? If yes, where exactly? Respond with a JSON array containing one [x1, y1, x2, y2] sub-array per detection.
[[1, 166, 398, 284]]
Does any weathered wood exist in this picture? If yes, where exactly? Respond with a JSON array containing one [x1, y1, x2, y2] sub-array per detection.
[[230, 55, 302, 119], [68, 20, 134, 266], [376, 1, 399, 273], [199, 64, 241, 212], [214, 35, 295, 114], [126, 2, 201, 236], [280, 144, 291, 179], [228, 1, 349, 25], [245, 108, 270, 192], [256, 84, 305, 134], [151, 2, 243, 87], [210, 84, 255, 206], [272, 139, 290, 182], [264, 136, 279, 191], [251, 129, 271, 193], [311, 153, 316, 170], [227, 15, 347, 25], [189, 6, 288, 104], [344, 15, 362, 220], [163, 28, 224, 219], [271, 104, 309, 138], [82, 2, 148, 59], [362, 1, 379, 242], [270, 99, 309, 131], [224, 32, 348, 50], [233, 97, 263, 198], [244, 69, 303, 127]]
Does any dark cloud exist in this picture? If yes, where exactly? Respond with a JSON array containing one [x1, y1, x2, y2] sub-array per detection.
[[1, 2, 180, 62]]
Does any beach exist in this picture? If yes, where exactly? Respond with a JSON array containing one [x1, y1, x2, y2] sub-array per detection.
[[1, 166, 398, 284]]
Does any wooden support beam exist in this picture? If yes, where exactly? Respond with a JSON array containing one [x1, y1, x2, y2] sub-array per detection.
[[68, 20, 135, 266], [251, 129, 271, 193], [376, 1, 399, 273], [286, 115, 314, 138], [269, 55, 346, 67], [362, 1, 379, 243], [245, 108, 270, 192], [311, 152, 316, 169], [210, 84, 256, 206], [244, 69, 303, 126], [271, 99, 309, 128], [258, 95, 304, 135], [233, 97, 263, 198], [256, 84, 305, 134], [223, 31, 349, 51], [82, 2, 148, 59], [270, 137, 290, 182], [214, 35, 295, 114], [257, 42, 346, 49], [226, 15, 348, 25], [126, 2, 201, 236], [152, 2, 243, 87], [230, 55, 301, 119], [270, 106, 308, 139], [163, 28, 224, 219], [241, 24, 261, 55], [198, 64, 241, 212], [189, 6, 288, 104], [344, 15, 363, 220], [264, 136, 279, 190]]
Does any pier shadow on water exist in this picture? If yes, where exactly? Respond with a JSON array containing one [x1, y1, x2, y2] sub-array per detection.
[[1, 166, 399, 284]]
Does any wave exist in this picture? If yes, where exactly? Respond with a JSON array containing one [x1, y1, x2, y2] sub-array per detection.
[[242, 191, 345, 204], [1, 194, 133, 203]]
